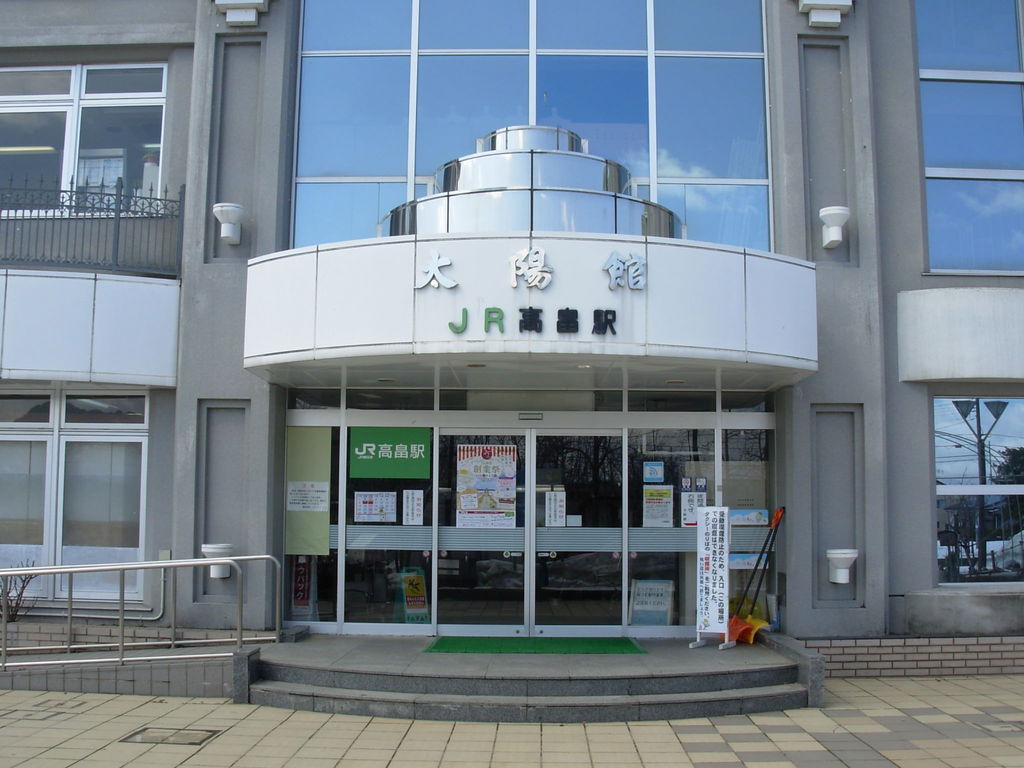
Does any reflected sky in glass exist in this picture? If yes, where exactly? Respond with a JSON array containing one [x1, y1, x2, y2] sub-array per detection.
[[302, 0, 411, 51], [656, 57, 766, 179], [921, 82, 1024, 169], [537, 0, 646, 50], [419, 0, 527, 49], [659, 184, 769, 250], [294, 182, 407, 246], [934, 398, 1024, 484], [537, 56, 648, 174], [916, 0, 1020, 71], [416, 55, 528, 175], [297, 57, 409, 177], [926, 178, 1024, 270], [654, 0, 762, 52]]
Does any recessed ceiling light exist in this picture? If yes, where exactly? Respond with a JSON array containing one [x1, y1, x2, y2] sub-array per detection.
[[665, 379, 687, 385], [576, 364, 592, 369], [376, 378, 395, 383], [467, 363, 486, 368]]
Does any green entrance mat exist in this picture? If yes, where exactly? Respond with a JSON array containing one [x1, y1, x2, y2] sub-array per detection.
[[425, 637, 646, 654]]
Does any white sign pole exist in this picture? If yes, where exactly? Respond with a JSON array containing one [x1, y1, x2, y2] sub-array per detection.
[[690, 506, 734, 650]]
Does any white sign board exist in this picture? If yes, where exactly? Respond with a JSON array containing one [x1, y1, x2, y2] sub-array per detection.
[[545, 491, 566, 527], [403, 489, 424, 525], [694, 506, 730, 645]]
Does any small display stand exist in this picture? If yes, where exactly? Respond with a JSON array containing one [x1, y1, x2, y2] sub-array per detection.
[[689, 506, 733, 650]]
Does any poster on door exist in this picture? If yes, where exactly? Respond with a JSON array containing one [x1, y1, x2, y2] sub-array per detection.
[[354, 491, 397, 523], [642, 485, 674, 527], [456, 444, 517, 528]]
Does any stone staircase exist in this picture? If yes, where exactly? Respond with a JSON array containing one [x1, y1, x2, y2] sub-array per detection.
[[243, 636, 814, 722]]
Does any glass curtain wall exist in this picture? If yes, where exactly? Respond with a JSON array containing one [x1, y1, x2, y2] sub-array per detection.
[[295, 0, 769, 250], [916, 0, 1024, 270]]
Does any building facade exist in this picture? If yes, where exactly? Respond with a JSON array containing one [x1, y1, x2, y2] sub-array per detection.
[[1, 0, 1022, 642]]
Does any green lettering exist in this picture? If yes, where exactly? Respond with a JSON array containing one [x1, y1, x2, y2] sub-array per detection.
[[448, 307, 468, 334], [484, 307, 505, 333]]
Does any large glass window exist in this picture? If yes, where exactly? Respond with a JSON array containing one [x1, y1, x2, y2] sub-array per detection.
[[536, 0, 647, 50], [0, 390, 149, 599], [917, 0, 1024, 270], [415, 55, 528, 175], [934, 397, 1024, 583], [295, 0, 769, 248], [0, 65, 165, 195], [419, 0, 528, 50], [537, 56, 649, 174], [296, 57, 409, 177]]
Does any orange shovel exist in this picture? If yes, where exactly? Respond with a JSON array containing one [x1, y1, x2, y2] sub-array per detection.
[[727, 506, 784, 643]]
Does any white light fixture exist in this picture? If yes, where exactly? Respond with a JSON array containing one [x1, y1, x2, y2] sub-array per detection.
[[201, 543, 235, 578], [212, 202, 244, 245], [798, 0, 853, 28], [819, 205, 850, 249], [212, 0, 270, 26], [825, 548, 858, 583]]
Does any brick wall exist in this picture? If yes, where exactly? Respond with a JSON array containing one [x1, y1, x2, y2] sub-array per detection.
[[2, 621, 253, 650], [799, 636, 1024, 677]]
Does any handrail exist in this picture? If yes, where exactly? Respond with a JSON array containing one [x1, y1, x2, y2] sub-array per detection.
[[0, 555, 281, 671]]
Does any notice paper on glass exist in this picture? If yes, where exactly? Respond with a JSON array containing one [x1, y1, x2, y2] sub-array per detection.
[[354, 491, 397, 523], [642, 485, 674, 527], [680, 492, 707, 526], [545, 491, 566, 527], [403, 489, 424, 525], [287, 481, 329, 512]]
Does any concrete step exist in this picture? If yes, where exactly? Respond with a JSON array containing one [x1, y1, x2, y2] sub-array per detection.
[[249, 678, 809, 722], [258, 658, 799, 697]]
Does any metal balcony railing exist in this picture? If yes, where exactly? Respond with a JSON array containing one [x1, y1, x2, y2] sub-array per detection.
[[0, 178, 185, 278], [0, 555, 281, 671]]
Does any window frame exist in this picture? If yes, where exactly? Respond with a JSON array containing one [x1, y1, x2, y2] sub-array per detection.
[[0, 63, 167, 195], [918, 0, 1024, 272], [0, 388, 149, 602]]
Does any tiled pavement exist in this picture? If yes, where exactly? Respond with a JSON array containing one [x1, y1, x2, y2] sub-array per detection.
[[1, 675, 1023, 767]]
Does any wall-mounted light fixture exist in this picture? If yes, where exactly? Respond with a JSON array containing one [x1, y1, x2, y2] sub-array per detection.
[[797, 0, 853, 28], [819, 205, 850, 249], [212, 202, 244, 245], [212, 0, 270, 27]]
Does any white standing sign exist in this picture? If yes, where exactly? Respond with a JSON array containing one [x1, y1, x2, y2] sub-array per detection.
[[690, 506, 733, 650]]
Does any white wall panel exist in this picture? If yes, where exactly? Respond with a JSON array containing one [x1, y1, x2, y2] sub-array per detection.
[[647, 243, 745, 352], [244, 234, 819, 380], [92, 276, 179, 385], [0, 270, 179, 385], [2, 272, 94, 379], [899, 287, 1024, 381], [746, 253, 818, 362], [315, 240, 416, 352], [244, 249, 317, 358]]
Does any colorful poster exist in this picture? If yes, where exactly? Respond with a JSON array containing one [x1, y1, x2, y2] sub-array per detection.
[[349, 427, 431, 479], [545, 491, 566, 527], [695, 507, 730, 635], [456, 444, 517, 529], [642, 485, 674, 527], [680, 492, 707, 526], [729, 508, 769, 525], [403, 489, 424, 525], [399, 569, 429, 624], [354, 491, 397, 523], [628, 579, 674, 625]]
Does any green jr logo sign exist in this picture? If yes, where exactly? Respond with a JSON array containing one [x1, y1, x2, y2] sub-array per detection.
[[349, 427, 431, 479]]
